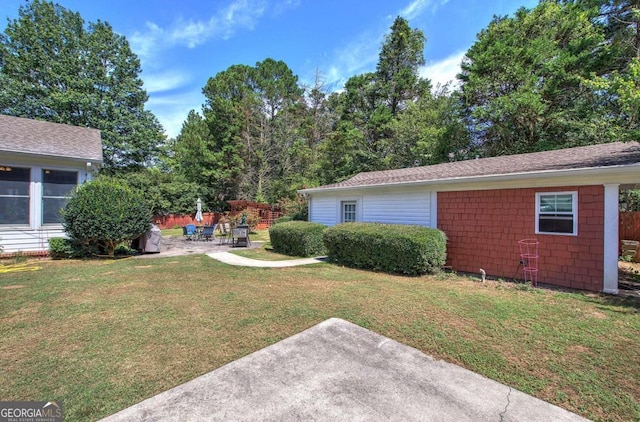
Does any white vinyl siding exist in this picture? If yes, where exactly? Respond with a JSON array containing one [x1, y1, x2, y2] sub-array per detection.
[[0, 227, 66, 253], [308, 187, 433, 228], [362, 190, 431, 226], [309, 194, 338, 226]]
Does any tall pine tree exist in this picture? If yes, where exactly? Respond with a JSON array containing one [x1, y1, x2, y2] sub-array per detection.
[[0, 0, 165, 172]]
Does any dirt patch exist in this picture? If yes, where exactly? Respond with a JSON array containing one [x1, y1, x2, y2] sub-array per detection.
[[618, 261, 640, 297], [2, 285, 25, 290]]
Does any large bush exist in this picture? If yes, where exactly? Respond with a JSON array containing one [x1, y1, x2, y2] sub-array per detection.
[[269, 221, 327, 257], [62, 178, 152, 257], [323, 223, 447, 275], [276, 194, 308, 221]]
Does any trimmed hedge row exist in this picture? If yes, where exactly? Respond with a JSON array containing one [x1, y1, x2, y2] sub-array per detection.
[[322, 223, 447, 276], [269, 221, 327, 257]]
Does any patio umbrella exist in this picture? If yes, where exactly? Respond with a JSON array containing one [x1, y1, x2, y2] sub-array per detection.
[[195, 198, 203, 225]]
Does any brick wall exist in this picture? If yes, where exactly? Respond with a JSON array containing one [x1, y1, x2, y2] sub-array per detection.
[[438, 186, 604, 291]]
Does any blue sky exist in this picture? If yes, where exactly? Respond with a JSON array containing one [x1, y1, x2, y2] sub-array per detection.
[[0, 0, 538, 138]]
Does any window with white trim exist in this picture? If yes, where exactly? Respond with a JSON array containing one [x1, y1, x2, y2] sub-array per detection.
[[0, 166, 30, 225], [535, 192, 577, 235], [42, 169, 77, 224], [341, 201, 357, 223]]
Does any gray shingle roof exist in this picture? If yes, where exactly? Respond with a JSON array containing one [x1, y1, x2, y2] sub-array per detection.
[[0, 114, 102, 162], [304, 142, 640, 192]]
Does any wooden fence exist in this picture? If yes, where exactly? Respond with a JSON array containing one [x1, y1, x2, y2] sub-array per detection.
[[620, 211, 640, 242], [152, 201, 283, 230]]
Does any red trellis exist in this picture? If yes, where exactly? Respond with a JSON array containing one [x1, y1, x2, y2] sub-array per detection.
[[518, 239, 539, 287]]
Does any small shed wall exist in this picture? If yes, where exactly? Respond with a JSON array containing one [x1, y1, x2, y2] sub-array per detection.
[[309, 187, 433, 227], [438, 185, 604, 291], [362, 190, 431, 226], [309, 194, 339, 226]]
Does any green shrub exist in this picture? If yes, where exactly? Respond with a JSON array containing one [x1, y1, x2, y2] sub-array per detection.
[[114, 244, 135, 256], [323, 223, 447, 276], [48, 237, 77, 259], [276, 194, 308, 220], [62, 178, 152, 257], [272, 215, 294, 225], [269, 221, 327, 257]]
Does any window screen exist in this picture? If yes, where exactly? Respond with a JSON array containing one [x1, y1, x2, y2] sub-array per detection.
[[0, 166, 30, 225], [42, 170, 77, 224]]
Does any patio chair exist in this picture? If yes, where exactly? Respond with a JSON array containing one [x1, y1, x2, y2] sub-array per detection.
[[201, 225, 215, 241], [184, 224, 197, 241]]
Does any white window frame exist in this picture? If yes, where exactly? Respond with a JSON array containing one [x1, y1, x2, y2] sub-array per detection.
[[41, 169, 79, 225], [535, 191, 578, 236], [0, 165, 31, 227], [341, 200, 357, 223]]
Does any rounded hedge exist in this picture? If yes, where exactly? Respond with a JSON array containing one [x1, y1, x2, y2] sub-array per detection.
[[62, 178, 152, 257], [272, 215, 294, 225], [269, 221, 327, 257], [322, 223, 447, 275]]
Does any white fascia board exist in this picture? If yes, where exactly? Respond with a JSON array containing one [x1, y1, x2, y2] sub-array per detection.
[[0, 149, 102, 165], [298, 164, 640, 195]]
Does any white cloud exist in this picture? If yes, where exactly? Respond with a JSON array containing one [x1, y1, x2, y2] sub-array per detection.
[[142, 70, 191, 94], [419, 51, 465, 91], [317, 28, 384, 91], [130, 0, 267, 63], [130, 22, 164, 63], [399, 0, 431, 20], [319, 0, 456, 90], [147, 91, 206, 139], [273, 0, 301, 15], [398, 0, 449, 20], [170, 19, 210, 48]]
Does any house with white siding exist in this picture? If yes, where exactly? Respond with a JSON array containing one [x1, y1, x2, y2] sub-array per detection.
[[0, 115, 102, 255], [300, 142, 640, 294]]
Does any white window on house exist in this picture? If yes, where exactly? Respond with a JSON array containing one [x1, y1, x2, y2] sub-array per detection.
[[342, 201, 357, 223], [0, 166, 30, 225], [42, 169, 77, 224], [535, 192, 577, 235]]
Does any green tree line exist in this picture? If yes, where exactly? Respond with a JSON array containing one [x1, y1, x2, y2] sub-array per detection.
[[1, 0, 638, 213]]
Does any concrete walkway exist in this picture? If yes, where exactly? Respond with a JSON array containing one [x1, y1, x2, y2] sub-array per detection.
[[101, 318, 588, 422], [207, 251, 326, 267]]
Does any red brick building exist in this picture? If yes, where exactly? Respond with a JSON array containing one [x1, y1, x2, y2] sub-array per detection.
[[301, 142, 640, 294]]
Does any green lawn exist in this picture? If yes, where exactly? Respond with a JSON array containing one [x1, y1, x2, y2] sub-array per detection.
[[1, 256, 639, 421], [229, 247, 295, 261]]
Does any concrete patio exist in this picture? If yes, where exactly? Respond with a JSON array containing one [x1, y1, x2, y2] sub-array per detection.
[[101, 318, 588, 422]]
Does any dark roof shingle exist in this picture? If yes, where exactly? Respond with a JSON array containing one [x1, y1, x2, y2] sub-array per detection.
[[305, 142, 640, 191], [0, 114, 102, 162]]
